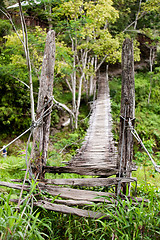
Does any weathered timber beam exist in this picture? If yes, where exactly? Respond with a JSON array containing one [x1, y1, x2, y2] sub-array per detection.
[[44, 166, 118, 176], [11, 177, 137, 188], [37, 177, 137, 187], [40, 185, 114, 202], [9, 198, 109, 219], [34, 200, 109, 219], [10, 198, 95, 207], [0, 181, 29, 191], [51, 198, 95, 206], [118, 38, 135, 181]]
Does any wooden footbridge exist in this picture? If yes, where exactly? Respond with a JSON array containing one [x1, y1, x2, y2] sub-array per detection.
[[45, 73, 118, 177], [0, 39, 143, 219]]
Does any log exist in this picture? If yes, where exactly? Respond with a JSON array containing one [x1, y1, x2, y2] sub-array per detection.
[[10, 196, 148, 220], [53, 199, 94, 206], [10, 197, 95, 207], [9, 198, 109, 219]]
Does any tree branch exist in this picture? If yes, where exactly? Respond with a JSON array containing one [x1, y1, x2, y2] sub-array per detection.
[[52, 96, 74, 117], [10, 75, 30, 89], [95, 54, 108, 72]]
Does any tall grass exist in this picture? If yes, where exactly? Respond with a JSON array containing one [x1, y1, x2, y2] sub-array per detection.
[[0, 192, 51, 240], [96, 195, 160, 240]]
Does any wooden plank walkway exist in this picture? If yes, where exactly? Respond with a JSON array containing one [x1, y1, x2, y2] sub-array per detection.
[[69, 73, 118, 168], [45, 73, 118, 176]]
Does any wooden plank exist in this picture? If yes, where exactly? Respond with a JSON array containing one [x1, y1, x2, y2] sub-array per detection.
[[44, 166, 118, 176], [10, 198, 95, 207], [0, 181, 113, 202], [69, 164, 117, 168], [41, 185, 114, 202], [34, 200, 109, 219], [54, 199, 94, 206], [11, 177, 137, 188], [72, 73, 118, 175], [38, 177, 137, 187], [0, 181, 29, 191]]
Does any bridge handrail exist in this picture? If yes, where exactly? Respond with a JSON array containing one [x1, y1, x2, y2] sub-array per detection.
[[128, 118, 160, 173]]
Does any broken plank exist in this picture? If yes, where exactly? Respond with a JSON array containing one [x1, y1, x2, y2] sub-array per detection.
[[34, 200, 109, 219], [53, 199, 94, 206]]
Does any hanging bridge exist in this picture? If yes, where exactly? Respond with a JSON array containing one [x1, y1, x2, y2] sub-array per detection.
[[0, 72, 139, 219], [1, 39, 149, 219], [44, 73, 119, 177]]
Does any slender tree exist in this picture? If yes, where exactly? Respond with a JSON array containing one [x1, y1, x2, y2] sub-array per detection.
[[53, 0, 120, 128]]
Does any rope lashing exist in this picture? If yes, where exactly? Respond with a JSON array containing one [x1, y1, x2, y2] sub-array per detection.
[[128, 118, 160, 173]]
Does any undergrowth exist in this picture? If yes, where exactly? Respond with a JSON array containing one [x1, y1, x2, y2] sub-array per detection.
[[1, 186, 160, 240], [0, 192, 51, 240]]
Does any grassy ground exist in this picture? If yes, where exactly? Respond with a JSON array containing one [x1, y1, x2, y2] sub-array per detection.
[[0, 154, 160, 239]]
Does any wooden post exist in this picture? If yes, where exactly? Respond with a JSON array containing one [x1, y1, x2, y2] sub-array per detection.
[[118, 38, 135, 194], [32, 30, 56, 179]]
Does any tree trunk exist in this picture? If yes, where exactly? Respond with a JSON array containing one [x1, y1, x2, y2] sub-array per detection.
[[148, 46, 156, 104], [89, 57, 94, 96], [118, 38, 135, 194], [32, 30, 56, 179], [17, 0, 35, 122]]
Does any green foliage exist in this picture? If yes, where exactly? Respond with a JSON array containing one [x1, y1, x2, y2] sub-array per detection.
[[111, 0, 140, 34], [0, 184, 160, 239], [96, 194, 160, 240], [109, 77, 121, 141], [0, 192, 51, 240], [0, 74, 31, 135], [0, 156, 25, 181], [110, 70, 160, 147], [0, 26, 47, 135], [53, 0, 122, 68], [48, 130, 85, 168], [142, 0, 160, 13], [0, 19, 11, 40]]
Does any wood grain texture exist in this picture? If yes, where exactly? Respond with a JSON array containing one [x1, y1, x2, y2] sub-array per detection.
[[118, 38, 135, 181], [44, 165, 118, 176], [38, 177, 137, 187], [41, 185, 114, 202]]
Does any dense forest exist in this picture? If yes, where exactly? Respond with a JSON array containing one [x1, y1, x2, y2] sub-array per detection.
[[0, 0, 160, 239]]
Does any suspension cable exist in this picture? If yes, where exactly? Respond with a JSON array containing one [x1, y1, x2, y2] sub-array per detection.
[[128, 119, 160, 173]]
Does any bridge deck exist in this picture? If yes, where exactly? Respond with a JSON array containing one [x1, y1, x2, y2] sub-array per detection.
[[66, 73, 118, 172]]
